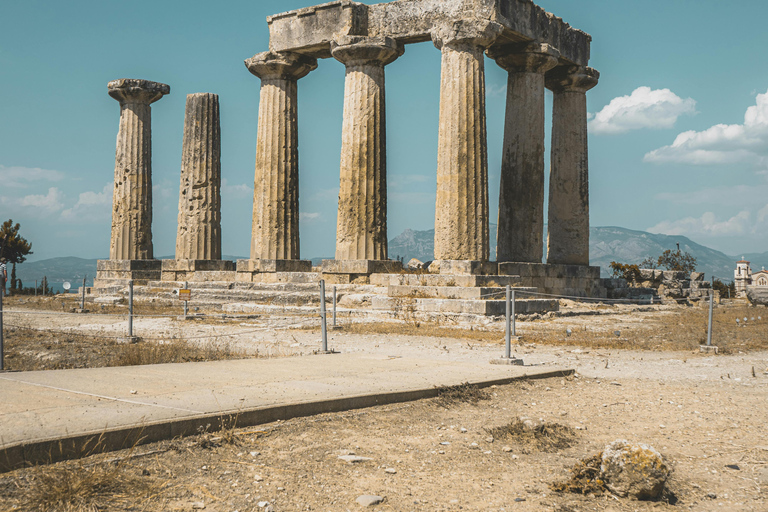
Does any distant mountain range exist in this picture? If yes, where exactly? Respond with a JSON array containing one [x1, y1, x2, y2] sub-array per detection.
[[12, 229, 767, 285]]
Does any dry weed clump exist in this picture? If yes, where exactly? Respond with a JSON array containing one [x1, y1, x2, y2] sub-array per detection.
[[110, 339, 245, 367], [328, 321, 501, 342], [6, 456, 160, 512], [434, 382, 491, 407], [550, 454, 606, 495], [485, 419, 576, 453]]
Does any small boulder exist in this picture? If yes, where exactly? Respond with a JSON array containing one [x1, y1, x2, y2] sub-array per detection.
[[407, 258, 424, 270], [427, 260, 440, 273], [356, 495, 385, 507], [600, 440, 670, 499], [746, 286, 768, 306]]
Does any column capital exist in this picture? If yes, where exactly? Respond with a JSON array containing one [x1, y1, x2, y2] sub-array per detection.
[[245, 51, 318, 81], [546, 65, 599, 93], [331, 36, 403, 67], [488, 43, 560, 74], [108, 79, 170, 104], [431, 19, 503, 51]]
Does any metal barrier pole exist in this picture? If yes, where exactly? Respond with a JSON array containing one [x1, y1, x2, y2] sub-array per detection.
[[35, 279, 37, 297], [183, 281, 189, 317], [511, 288, 516, 337], [81, 277, 86, 309], [505, 285, 511, 359], [707, 277, 714, 346], [0, 284, 4, 371], [128, 280, 134, 338], [332, 285, 337, 328], [320, 280, 328, 352]]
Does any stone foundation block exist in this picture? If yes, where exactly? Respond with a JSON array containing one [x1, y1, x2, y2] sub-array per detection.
[[321, 259, 402, 275], [97, 259, 162, 272], [162, 260, 235, 272], [237, 259, 312, 273], [439, 260, 499, 275]]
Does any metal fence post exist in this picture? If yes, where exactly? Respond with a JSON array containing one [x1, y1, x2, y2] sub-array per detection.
[[707, 277, 714, 347], [332, 285, 337, 328], [81, 277, 86, 310], [320, 279, 328, 352], [1, 284, 4, 371], [183, 281, 189, 317], [505, 285, 511, 359], [511, 288, 516, 337], [128, 280, 134, 338]]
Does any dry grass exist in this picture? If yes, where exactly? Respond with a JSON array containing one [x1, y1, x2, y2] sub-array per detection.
[[5, 436, 164, 512], [110, 339, 245, 367], [434, 382, 491, 407], [325, 321, 501, 341], [2, 326, 250, 371], [525, 304, 768, 353], [485, 419, 577, 453]]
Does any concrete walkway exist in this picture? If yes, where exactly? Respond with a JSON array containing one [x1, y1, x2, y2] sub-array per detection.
[[0, 353, 571, 472]]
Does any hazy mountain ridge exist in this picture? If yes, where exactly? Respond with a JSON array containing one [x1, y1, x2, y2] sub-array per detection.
[[13, 230, 766, 285]]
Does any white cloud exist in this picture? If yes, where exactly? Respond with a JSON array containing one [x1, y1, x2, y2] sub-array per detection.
[[0, 165, 65, 188], [647, 208, 768, 238], [1, 187, 65, 216], [645, 88, 768, 165], [221, 179, 252, 199], [589, 86, 696, 135], [60, 184, 111, 222], [300, 212, 321, 221]]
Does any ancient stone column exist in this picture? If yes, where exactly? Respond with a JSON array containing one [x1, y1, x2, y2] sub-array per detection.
[[489, 43, 560, 263], [108, 78, 169, 260], [245, 51, 317, 261], [331, 36, 402, 261], [432, 20, 502, 262], [545, 66, 599, 266], [175, 93, 222, 260]]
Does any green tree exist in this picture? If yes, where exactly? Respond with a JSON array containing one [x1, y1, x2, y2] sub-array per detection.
[[0, 219, 33, 264], [656, 249, 697, 273], [609, 261, 641, 282]]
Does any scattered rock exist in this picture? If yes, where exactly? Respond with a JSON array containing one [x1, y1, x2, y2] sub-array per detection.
[[338, 454, 373, 463], [502, 446, 513, 452], [600, 440, 670, 499], [385, 467, 397, 474], [407, 258, 423, 270], [356, 494, 385, 507], [191, 502, 205, 510]]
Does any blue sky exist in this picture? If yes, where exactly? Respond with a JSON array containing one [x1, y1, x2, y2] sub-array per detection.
[[2, 0, 767, 261]]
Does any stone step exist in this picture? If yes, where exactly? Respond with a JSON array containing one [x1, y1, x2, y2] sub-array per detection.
[[388, 274, 522, 288], [371, 296, 559, 316], [388, 285, 537, 300]]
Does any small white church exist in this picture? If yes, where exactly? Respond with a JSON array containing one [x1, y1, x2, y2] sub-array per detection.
[[734, 258, 768, 297]]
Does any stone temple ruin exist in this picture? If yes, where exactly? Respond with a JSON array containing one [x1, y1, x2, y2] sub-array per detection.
[[95, 0, 604, 316]]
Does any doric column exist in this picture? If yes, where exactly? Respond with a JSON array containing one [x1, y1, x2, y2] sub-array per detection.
[[489, 43, 559, 263], [108, 78, 169, 260], [545, 66, 599, 266], [331, 36, 402, 261], [432, 20, 502, 262], [245, 51, 317, 260], [175, 93, 222, 260]]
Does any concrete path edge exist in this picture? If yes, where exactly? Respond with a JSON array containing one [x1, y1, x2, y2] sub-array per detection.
[[0, 369, 573, 473]]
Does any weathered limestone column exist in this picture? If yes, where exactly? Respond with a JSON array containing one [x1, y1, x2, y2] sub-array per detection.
[[432, 20, 502, 262], [489, 43, 560, 263], [175, 93, 222, 260], [245, 51, 317, 261], [108, 78, 169, 260], [331, 36, 402, 261], [545, 66, 599, 266]]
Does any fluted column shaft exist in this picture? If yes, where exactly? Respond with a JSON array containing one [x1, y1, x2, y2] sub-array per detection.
[[108, 79, 169, 260], [332, 36, 401, 261], [245, 52, 317, 261], [490, 43, 559, 263], [432, 21, 502, 262], [176, 93, 222, 260], [546, 66, 599, 266]]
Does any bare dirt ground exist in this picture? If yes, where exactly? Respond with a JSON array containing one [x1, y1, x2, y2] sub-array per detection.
[[1, 295, 768, 511]]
